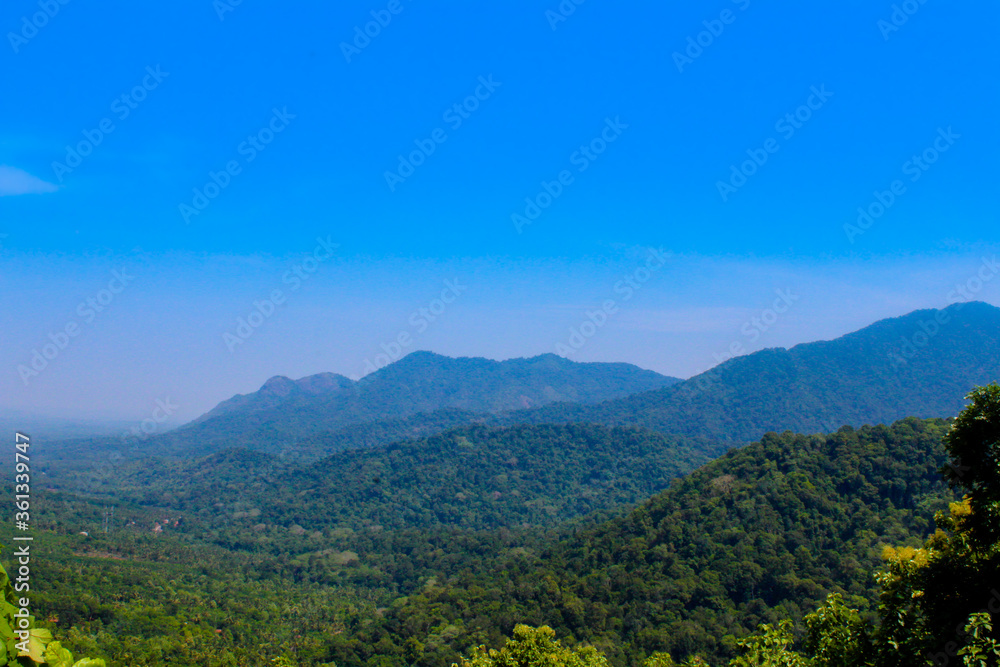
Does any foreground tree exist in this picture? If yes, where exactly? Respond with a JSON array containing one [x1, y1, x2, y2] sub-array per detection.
[[875, 385, 1000, 666], [454, 625, 608, 667], [729, 384, 1000, 667], [0, 551, 104, 666], [943, 383, 1000, 548]]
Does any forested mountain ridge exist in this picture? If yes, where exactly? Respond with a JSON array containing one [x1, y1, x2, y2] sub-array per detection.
[[500, 301, 1000, 442], [117, 352, 680, 458], [196, 351, 678, 424], [92, 423, 724, 549], [339, 417, 960, 667], [38, 303, 1000, 490], [95, 301, 1000, 463]]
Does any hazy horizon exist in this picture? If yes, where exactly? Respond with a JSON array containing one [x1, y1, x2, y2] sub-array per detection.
[[3, 275, 997, 426]]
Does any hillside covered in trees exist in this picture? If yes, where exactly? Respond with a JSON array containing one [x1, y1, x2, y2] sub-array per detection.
[[329, 417, 961, 666], [141, 353, 680, 458], [502, 302, 1000, 442], [72, 423, 724, 556], [441, 386, 1000, 667]]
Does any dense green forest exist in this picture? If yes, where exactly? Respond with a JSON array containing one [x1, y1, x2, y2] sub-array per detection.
[[328, 418, 960, 666], [444, 386, 1000, 667], [7, 407, 995, 665], [0, 523, 374, 665], [1, 423, 719, 665], [58, 424, 723, 584]]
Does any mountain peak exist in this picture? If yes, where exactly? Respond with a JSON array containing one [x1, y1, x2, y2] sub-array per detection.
[[260, 376, 298, 397], [395, 350, 452, 365], [294, 372, 355, 394]]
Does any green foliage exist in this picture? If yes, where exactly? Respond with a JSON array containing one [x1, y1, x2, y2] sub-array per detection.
[[43, 640, 73, 667], [869, 387, 1000, 667], [730, 620, 807, 667], [98, 423, 718, 579], [729, 384, 1000, 667], [959, 613, 1000, 667], [801, 595, 869, 667], [44, 641, 106, 667], [343, 418, 955, 666], [455, 625, 609, 667], [0, 552, 105, 667], [642, 652, 678, 667], [943, 383, 1000, 547]]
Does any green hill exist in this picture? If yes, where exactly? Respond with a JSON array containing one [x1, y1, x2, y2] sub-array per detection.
[[342, 417, 958, 667], [101, 423, 721, 540]]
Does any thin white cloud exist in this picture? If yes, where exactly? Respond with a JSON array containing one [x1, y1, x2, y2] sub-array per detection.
[[0, 165, 58, 196]]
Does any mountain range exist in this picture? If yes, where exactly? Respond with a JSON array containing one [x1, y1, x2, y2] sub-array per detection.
[[143, 352, 680, 457], [105, 301, 1000, 461]]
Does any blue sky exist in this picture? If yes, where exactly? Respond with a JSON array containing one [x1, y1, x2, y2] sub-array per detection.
[[1, 0, 998, 424]]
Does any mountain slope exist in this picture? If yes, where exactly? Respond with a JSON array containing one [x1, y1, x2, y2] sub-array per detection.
[[353, 417, 957, 667], [104, 423, 723, 538], [503, 301, 1000, 442]]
